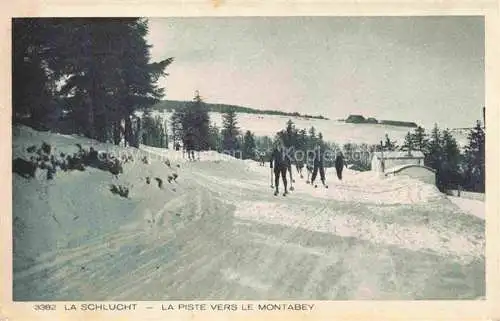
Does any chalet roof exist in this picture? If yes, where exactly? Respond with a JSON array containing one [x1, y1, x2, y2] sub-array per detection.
[[385, 164, 436, 174], [372, 151, 425, 159]]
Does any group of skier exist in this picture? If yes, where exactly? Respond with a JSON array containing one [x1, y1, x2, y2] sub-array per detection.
[[176, 135, 347, 196], [268, 139, 347, 196]]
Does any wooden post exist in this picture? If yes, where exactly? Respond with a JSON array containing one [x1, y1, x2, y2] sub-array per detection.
[[380, 140, 385, 173], [483, 106, 486, 129]]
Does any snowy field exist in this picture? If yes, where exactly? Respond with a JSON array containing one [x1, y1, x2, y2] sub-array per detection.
[[146, 110, 471, 148], [12, 125, 484, 301]]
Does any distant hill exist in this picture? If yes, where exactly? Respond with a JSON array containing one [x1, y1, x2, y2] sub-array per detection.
[[151, 100, 329, 120], [344, 114, 418, 128]]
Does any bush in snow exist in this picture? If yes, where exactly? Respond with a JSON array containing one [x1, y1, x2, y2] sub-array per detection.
[[154, 177, 163, 189], [110, 184, 129, 198], [41, 141, 52, 155], [13, 158, 38, 178]]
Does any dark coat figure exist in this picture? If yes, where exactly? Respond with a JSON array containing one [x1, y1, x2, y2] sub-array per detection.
[[184, 134, 195, 160], [284, 146, 294, 184], [335, 152, 345, 180], [258, 151, 266, 166], [310, 146, 326, 185], [175, 142, 181, 151], [296, 160, 304, 178], [270, 146, 289, 195]]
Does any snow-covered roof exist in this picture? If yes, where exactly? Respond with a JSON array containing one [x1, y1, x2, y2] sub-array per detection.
[[372, 151, 425, 159], [385, 164, 436, 174]]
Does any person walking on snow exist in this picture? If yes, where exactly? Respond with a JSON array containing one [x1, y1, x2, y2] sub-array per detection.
[[305, 157, 314, 183], [270, 140, 289, 196], [286, 146, 295, 190], [296, 159, 305, 179], [259, 150, 266, 166], [310, 145, 327, 187], [335, 151, 346, 180]]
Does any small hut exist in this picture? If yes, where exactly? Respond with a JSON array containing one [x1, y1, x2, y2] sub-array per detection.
[[371, 150, 436, 185]]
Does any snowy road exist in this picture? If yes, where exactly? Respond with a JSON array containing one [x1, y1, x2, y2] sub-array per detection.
[[12, 130, 485, 300]]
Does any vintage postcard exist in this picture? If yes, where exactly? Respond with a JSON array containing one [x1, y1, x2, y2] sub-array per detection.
[[1, 1, 499, 320]]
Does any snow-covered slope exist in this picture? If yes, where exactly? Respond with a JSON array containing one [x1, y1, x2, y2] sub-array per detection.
[[12, 125, 484, 301], [146, 110, 471, 148]]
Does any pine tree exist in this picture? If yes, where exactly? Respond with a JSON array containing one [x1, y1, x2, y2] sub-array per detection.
[[440, 128, 462, 188], [343, 143, 354, 158], [318, 132, 324, 144], [18, 18, 174, 145], [307, 126, 317, 150], [464, 120, 485, 192], [242, 131, 257, 160], [256, 135, 273, 154], [207, 122, 222, 152], [284, 119, 298, 147], [383, 134, 398, 151], [308, 126, 316, 140], [171, 108, 185, 146], [221, 107, 240, 152], [400, 132, 414, 152], [181, 91, 211, 151], [412, 126, 428, 152], [12, 19, 58, 128], [425, 124, 442, 170], [296, 128, 307, 153], [163, 119, 169, 148]]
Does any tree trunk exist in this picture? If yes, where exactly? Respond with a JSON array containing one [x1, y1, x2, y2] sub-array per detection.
[[113, 121, 122, 145]]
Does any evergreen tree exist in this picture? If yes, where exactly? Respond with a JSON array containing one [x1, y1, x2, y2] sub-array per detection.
[[296, 128, 308, 153], [255, 135, 273, 155], [412, 126, 428, 152], [221, 107, 240, 152], [425, 124, 442, 170], [307, 126, 317, 150], [177, 91, 211, 151], [308, 126, 316, 140], [343, 143, 355, 159], [242, 131, 257, 160], [190, 91, 211, 150], [440, 128, 462, 188], [12, 19, 58, 128], [318, 132, 324, 145], [400, 132, 414, 152], [140, 114, 168, 148], [207, 122, 222, 152], [13, 18, 173, 145], [170, 108, 184, 146], [284, 119, 298, 147], [464, 120, 485, 192], [383, 134, 398, 151]]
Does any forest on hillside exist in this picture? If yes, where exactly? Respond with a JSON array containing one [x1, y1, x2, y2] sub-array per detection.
[[152, 100, 329, 120]]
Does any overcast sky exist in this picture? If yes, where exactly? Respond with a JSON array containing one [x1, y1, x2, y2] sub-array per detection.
[[146, 16, 484, 129]]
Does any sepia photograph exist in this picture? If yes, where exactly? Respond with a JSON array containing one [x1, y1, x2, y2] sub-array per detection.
[[11, 16, 485, 302]]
